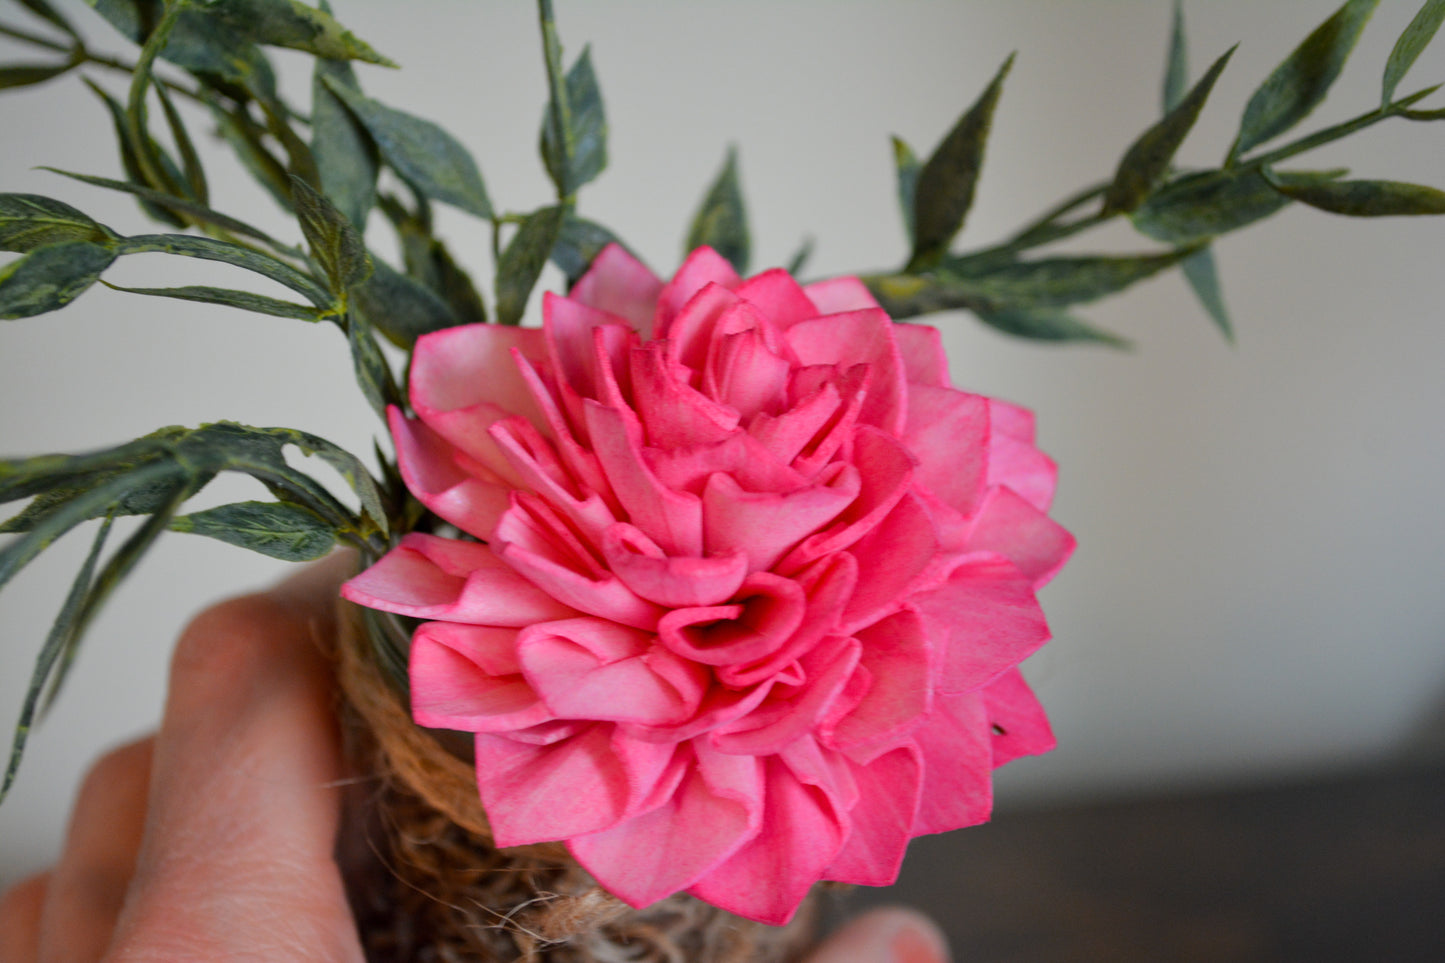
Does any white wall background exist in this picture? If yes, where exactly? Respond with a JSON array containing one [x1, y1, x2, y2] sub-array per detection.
[[2, 0, 1443, 885]]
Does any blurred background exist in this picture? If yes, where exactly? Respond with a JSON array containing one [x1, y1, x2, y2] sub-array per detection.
[[3, 1, 1444, 957]]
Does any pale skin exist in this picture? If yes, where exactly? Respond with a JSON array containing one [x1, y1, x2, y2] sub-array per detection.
[[0, 556, 949, 963]]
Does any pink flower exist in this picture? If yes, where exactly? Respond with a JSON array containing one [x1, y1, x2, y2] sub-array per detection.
[[343, 245, 1073, 924]]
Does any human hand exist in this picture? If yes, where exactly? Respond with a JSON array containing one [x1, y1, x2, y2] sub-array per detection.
[[0, 556, 949, 963]]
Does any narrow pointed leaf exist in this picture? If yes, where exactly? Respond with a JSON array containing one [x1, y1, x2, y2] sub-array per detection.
[[100, 281, 321, 321], [400, 232, 487, 326], [551, 215, 623, 288], [1163, 0, 1189, 113], [0, 240, 115, 319], [83, 79, 186, 228], [311, 57, 378, 230], [1230, 0, 1380, 160], [786, 236, 814, 277], [0, 61, 78, 90], [496, 204, 566, 326], [0, 428, 190, 504], [909, 53, 1014, 269], [171, 500, 336, 561], [1384, 0, 1445, 105], [209, 101, 294, 211], [40, 168, 284, 248], [686, 147, 749, 275], [1265, 172, 1445, 215], [540, 44, 608, 198], [1132, 167, 1347, 244], [353, 255, 458, 349], [188, 0, 394, 65], [2, 516, 113, 804], [270, 427, 388, 537], [349, 318, 395, 419], [891, 135, 921, 242], [322, 76, 493, 218], [957, 248, 1200, 308], [18, 0, 80, 40], [173, 423, 354, 527], [975, 306, 1131, 347], [1179, 246, 1232, 341], [1105, 46, 1236, 215], [153, 79, 207, 204], [89, 0, 277, 89], [1, 461, 206, 534], [117, 234, 330, 307], [290, 175, 370, 294], [0, 194, 115, 253]]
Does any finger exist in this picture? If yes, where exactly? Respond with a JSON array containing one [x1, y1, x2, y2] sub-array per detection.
[[108, 556, 362, 960], [0, 872, 49, 963], [36, 738, 152, 963], [805, 907, 951, 963]]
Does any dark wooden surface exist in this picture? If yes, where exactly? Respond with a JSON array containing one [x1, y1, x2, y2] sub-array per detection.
[[844, 765, 1445, 961]]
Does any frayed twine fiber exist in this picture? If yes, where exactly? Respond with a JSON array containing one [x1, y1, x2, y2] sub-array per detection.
[[334, 601, 823, 962]]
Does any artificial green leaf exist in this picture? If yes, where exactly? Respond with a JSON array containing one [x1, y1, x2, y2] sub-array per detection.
[[1384, 0, 1445, 105], [0, 459, 184, 597], [172, 423, 354, 528], [496, 204, 565, 327], [192, 0, 394, 65], [117, 233, 330, 307], [0, 459, 194, 533], [0, 428, 189, 504], [909, 53, 1014, 270], [274, 427, 388, 537], [0, 195, 115, 253], [1230, 0, 1380, 161], [152, 79, 207, 204], [100, 281, 321, 320], [551, 214, 623, 288], [2, 515, 112, 804], [290, 175, 370, 294], [975, 306, 1130, 347], [311, 57, 378, 230], [1132, 167, 1347, 244], [41, 167, 286, 249], [83, 79, 186, 228], [18, 0, 80, 40], [1179, 245, 1232, 341], [786, 236, 814, 277], [403, 234, 487, 326], [322, 76, 493, 218], [686, 147, 749, 275], [1163, 0, 1189, 113], [208, 100, 294, 211], [353, 255, 458, 349], [954, 248, 1199, 309], [0, 240, 115, 319], [891, 135, 921, 242], [540, 44, 608, 198], [1265, 172, 1445, 215], [1104, 45, 1236, 215], [89, 0, 278, 90], [171, 500, 336, 560], [0, 61, 78, 90], [348, 316, 394, 418]]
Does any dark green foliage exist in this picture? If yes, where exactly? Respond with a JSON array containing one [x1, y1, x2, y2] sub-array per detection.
[[1265, 172, 1445, 215], [0, 240, 115, 319], [1132, 168, 1347, 244], [1179, 246, 1232, 341], [908, 54, 1013, 270], [1383, 0, 1445, 105], [496, 205, 566, 326], [540, 42, 608, 199], [1230, 0, 1380, 161], [0, 194, 115, 252], [686, 147, 749, 275], [99, 280, 322, 320], [353, 256, 459, 349], [170, 500, 336, 560], [0, 61, 79, 90], [290, 175, 371, 294], [891, 136, 921, 243], [551, 215, 624, 288], [189, 0, 394, 66], [975, 306, 1130, 348], [312, 58, 379, 230]]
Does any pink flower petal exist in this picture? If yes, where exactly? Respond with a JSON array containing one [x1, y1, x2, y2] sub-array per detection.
[[963, 485, 1076, 588], [734, 268, 821, 329], [911, 553, 1051, 694], [840, 492, 946, 633], [389, 408, 511, 540], [657, 571, 806, 668], [340, 532, 578, 626], [409, 621, 551, 732], [829, 609, 932, 758], [703, 464, 860, 573], [629, 340, 740, 449], [711, 636, 860, 755], [980, 668, 1057, 767], [518, 618, 705, 726], [905, 385, 990, 517], [585, 400, 704, 557], [411, 323, 546, 427], [474, 724, 632, 847], [786, 307, 906, 435], [704, 325, 791, 420], [802, 276, 880, 314], [568, 243, 663, 337], [542, 293, 634, 402], [602, 522, 749, 608], [893, 323, 950, 387], [909, 691, 993, 835], [655, 247, 741, 335], [687, 758, 846, 926], [823, 747, 921, 886]]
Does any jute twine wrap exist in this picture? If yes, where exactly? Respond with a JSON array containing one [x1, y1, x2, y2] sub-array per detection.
[[334, 601, 824, 962]]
